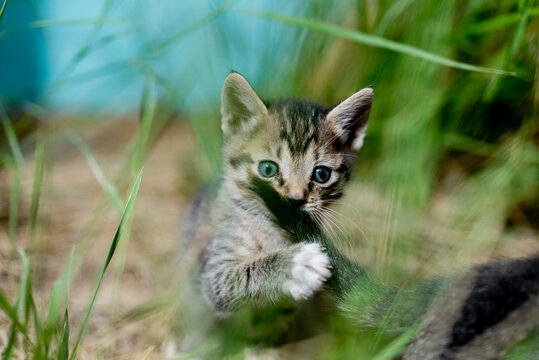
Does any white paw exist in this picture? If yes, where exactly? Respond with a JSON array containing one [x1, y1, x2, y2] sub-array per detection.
[[283, 243, 332, 301]]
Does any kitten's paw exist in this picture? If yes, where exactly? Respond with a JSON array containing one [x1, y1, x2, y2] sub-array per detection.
[[283, 243, 332, 301]]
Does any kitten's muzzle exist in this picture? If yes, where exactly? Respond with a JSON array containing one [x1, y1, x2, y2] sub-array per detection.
[[286, 196, 306, 208]]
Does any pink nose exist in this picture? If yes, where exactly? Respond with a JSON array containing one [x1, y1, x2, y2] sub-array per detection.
[[286, 187, 304, 201]]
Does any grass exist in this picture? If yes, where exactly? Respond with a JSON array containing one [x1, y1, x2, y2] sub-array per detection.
[[0, 0, 537, 358]]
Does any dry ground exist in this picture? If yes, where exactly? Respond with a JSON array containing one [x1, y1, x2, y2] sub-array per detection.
[[0, 118, 200, 359]]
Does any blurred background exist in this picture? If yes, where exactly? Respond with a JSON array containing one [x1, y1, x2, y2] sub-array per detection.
[[0, 0, 537, 358]]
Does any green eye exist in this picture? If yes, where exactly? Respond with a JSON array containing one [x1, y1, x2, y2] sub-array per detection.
[[313, 166, 332, 184], [258, 161, 279, 178]]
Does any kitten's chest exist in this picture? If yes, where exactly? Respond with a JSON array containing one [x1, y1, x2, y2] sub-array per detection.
[[217, 208, 291, 257]]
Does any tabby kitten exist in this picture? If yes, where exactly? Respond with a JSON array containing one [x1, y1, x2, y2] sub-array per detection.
[[194, 72, 373, 315]]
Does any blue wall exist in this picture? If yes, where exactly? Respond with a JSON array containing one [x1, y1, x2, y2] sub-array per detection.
[[0, 0, 318, 115]]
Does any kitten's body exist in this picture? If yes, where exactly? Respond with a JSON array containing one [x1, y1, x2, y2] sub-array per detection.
[[180, 73, 372, 352]]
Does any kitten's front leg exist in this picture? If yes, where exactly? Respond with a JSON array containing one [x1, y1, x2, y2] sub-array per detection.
[[202, 242, 332, 313]]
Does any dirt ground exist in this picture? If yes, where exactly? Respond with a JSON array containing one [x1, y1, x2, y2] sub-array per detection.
[[0, 118, 201, 359]]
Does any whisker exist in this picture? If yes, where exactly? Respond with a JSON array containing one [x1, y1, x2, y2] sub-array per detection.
[[323, 206, 371, 245], [320, 210, 354, 252]]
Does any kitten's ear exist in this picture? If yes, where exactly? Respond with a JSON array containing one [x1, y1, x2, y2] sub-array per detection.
[[221, 72, 268, 137], [326, 87, 373, 151]]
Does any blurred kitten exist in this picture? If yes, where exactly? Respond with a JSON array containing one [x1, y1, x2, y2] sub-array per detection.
[[186, 72, 372, 316]]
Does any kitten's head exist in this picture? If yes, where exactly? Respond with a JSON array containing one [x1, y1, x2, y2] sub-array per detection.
[[221, 72, 373, 235]]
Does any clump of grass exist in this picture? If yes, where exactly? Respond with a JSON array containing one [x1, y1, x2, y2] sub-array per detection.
[[0, 167, 143, 359]]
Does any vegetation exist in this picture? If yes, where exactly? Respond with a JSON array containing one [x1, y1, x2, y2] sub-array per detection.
[[0, 0, 537, 358]]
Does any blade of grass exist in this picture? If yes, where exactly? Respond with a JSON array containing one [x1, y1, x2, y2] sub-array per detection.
[[2, 248, 34, 356], [46, 281, 62, 330], [24, 279, 43, 358], [131, 74, 156, 174], [69, 168, 144, 360], [370, 323, 421, 360], [64, 247, 74, 307], [28, 140, 45, 244], [0, 0, 7, 24], [5, 162, 21, 261], [0, 18, 133, 39], [0, 105, 24, 167], [17, 249, 32, 329], [242, 8, 516, 76], [483, 2, 532, 100], [106, 77, 155, 354], [58, 0, 238, 92], [31, 18, 131, 27], [46, 0, 116, 95], [464, 7, 539, 35], [18, 249, 45, 357], [140, 64, 221, 169], [0, 289, 28, 337], [148, 0, 241, 56], [57, 248, 75, 360], [64, 131, 123, 216], [0, 105, 24, 262], [44, 280, 62, 357], [2, 328, 16, 360], [15, 248, 30, 318], [57, 310, 70, 360]]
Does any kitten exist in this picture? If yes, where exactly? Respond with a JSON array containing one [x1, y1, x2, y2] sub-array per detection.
[[191, 72, 372, 316], [182, 72, 539, 358]]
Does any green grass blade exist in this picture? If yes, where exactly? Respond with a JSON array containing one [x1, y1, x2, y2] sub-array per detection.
[[46, 281, 62, 328], [148, 0, 241, 56], [141, 64, 221, 169], [18, 249, 44, 358], [57, 310, 70, 360], [131, 75, 156, 174], [44, 280, 62, 357], [2, 327, 16, 360], [0, 105, 24, 167], [27, 282, 43, 358], [242, 8, 516, 76], [30, 18, 131, 28], [464, 7, 539, 35], [483, 4, 531, 100], [1, 248, 34, 356], [370, 323, 421, 360], [46, 0, 115, 96], [15, 249, 30, 317], [6, 163, 21, 260], [0, 289, 28, 337], [28, 140, 45, 244], [65, 131, 123, 216], [55, 248, 75, 359], [65, 247, 75, 306], [0, 0, 7, 24], [69, 168, 144, 360], [0, 106, 24, 261]]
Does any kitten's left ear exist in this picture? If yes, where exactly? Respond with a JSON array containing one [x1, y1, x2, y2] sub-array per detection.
[[326, 87, 373, 151]]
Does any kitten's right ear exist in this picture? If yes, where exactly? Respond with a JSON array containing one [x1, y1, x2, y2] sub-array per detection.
[[221, 72, 267, 137]]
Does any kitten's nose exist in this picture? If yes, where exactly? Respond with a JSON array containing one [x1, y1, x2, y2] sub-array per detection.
[[286, 195, 306, 208]]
